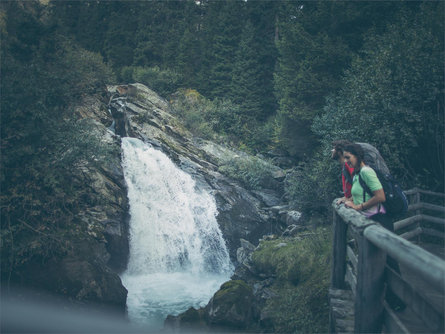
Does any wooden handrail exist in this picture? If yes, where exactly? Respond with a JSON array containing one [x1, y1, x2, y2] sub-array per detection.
[[404, 188, 445, 197], [364, 224, 445, 292], [330, 191, 445, 334]]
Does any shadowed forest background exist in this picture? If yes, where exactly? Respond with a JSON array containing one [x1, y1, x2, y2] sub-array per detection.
[[1, 1, 444, 331]]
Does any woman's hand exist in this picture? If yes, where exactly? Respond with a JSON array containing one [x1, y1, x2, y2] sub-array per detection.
[[345, 200, 360, 210], [336, 196, 350, 205]]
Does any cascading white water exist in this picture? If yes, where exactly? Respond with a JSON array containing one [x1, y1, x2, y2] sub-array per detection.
[[120, 137, 233, 330]]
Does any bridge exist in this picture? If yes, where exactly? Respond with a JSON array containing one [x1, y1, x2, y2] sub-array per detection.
[[329, 188, 445, 333]]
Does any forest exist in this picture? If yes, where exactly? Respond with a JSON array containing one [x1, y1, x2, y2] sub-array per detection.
[[2, 0, 443, 217]]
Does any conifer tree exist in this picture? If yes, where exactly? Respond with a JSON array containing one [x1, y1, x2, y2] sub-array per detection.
[[198, 0, 244, 98], [231, 20, 264, 122]]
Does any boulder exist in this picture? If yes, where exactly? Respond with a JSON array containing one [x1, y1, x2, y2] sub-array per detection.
[[205, 280, 256, 329]]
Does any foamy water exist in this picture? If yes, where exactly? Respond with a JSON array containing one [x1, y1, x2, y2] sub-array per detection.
[[120, 137, 232, 330]]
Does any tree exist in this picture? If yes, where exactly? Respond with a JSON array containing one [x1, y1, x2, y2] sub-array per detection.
[[230, 0, 278, 123], [273, 1, 403, 158], [1, 1, 116, 281], [198, 0, 244, 98], [313, 2, 444, 190]]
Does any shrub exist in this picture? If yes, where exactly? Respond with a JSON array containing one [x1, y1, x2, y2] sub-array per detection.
[[123, 66, 182, 97], [219, 155, 276, 190], [284, 149, 340, 213]]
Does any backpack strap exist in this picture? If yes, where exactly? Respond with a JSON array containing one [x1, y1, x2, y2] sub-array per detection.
[[358, 172, 373, 202], [358, 170, 383, 213]]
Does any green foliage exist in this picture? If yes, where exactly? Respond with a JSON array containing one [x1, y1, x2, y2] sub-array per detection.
[[284, 150, 340, 213], [122, 66, 183, 97], [1, 1, 117, 282], [251, 228, 331, 333], [170, 89, 242, 140], [273, 1, 406, 158], [230, 1, 278, 123], [313, 2, 444, 190], [219, 155, 276, 191]]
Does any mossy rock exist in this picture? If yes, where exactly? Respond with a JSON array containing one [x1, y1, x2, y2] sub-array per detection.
[[206, 280, 255, 329], [250, 228, 332, 333]]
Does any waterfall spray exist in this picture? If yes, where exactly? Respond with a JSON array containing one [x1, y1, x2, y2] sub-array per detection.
[[120, 137, 232, 329]]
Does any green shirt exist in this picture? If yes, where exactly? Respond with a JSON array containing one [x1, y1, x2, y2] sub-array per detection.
[[351, 166, 383, 205]]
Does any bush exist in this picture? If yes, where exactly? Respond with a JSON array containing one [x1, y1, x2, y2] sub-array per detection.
[[122, 66, 182, 97], [219, 155, 276, 190], [170, 89, 242, 141], [284, 149, 340, 213], [1, 2, 118, 283]]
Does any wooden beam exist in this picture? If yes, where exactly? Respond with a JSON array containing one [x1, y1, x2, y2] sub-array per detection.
[[354, 230, 386, 333], [332, 199, 376, 230], [399, 226, 423, 240], [394, 215, 423, 231], [421, 214, 445, 226], [383, 301, 410, 334], [331, 210, 348, 289], [364, 225, 445, 292], [422, 227, 445, 240], [417, 189, 445, 198], [404, 188, 445, 198], [346, 264, 357, 297], [404, 188, 420, 196], [347, 245, 358, 273], [386, 267, 444, 332], [409, 202, 445, 214]]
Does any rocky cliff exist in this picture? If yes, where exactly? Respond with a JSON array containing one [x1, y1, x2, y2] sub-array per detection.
[[106, 83, 300, 260], [5, 82, 306, 321]]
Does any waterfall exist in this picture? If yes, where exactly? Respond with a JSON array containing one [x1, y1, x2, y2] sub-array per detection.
[[120, 137, 233, 330]]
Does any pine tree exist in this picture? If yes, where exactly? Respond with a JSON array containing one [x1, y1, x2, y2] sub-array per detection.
[[198, 0, 245, 98], [231, 20, 263, 122]]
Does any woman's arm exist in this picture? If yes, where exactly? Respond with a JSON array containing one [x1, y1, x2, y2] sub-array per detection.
[[345, 188, 385, 211]]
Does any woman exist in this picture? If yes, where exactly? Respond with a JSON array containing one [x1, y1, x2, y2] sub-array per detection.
[[339, 143, 388, 225], [341, 143, 405, 310]]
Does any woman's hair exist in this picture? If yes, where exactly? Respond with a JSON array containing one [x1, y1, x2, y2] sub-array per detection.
[[344, 143, 365, 166], [331, 139, 352, 160], [332, 140, 352, 154]]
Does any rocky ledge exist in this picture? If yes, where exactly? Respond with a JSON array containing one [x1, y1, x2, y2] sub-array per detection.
[[106, 83, 303, 260], [165, 227, 331, 333]]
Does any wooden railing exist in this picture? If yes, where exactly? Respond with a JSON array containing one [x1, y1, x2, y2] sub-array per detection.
[[329, 188, 445, 334]]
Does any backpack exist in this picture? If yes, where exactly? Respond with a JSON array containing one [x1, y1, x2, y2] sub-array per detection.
[[358, 168, 408, 217], [357, 142, 390, 175]]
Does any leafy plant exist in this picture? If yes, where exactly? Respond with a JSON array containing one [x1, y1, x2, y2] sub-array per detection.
[[219, 155, 276, 190], [121, 66, 182, 97]]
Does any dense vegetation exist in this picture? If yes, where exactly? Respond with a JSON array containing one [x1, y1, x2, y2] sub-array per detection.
[[46, 0, 443, 210], [1, 0, 443, 311], [1, 1, 117, 283]]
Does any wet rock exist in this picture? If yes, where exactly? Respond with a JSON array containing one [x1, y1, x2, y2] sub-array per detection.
[[282, 224, 306, 237], [205, 280, 256, 329]]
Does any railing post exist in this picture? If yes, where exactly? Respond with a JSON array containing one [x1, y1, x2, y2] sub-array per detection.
[[331, 210, 347, 289], [354, 225, 387, 333], [415, 188, 421, 243]]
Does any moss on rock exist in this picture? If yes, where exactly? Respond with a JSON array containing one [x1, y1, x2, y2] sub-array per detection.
[[251, 227, 332, 333], [206, 280, 255, 329]]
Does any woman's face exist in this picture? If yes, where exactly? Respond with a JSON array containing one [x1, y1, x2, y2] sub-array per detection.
[[343, 151, 358, 169]]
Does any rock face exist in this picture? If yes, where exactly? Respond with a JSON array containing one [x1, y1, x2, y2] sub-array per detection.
[[165, 228, 331, 333], [4, 82, 307, 321], [20, 83, 304, 318], [106, 83, 298, 259]]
